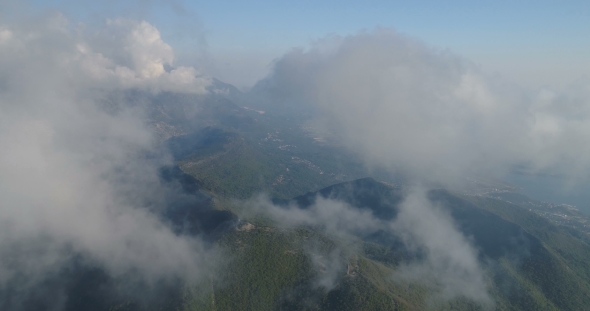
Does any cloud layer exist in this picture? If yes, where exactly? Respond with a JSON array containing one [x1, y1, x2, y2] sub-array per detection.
[[258, 29, 590, 185], [246, 192, 491, 305], [0, 13, 211, 95], [241, 28, 590, 307], [0, 12, 216, 309]]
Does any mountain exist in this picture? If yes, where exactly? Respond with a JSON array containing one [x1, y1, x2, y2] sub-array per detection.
[[14, 79, 590, 311], [272, 178, 590, 310], [146, 80, 590, 310], [150, 90, 368, 200]]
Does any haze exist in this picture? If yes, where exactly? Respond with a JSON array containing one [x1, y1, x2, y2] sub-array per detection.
[[1, 1, 590, 310]]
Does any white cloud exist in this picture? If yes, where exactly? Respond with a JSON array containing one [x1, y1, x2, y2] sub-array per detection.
[[114, 19, 174, 79], [88, 19, 211, 93], [391, 189, 491, 305], [1, 15, 211, 95], [0, 12, 219, 309], [257, 29, 590, 184], [0, 27, 11, 44], [245, 190, 491, 305]]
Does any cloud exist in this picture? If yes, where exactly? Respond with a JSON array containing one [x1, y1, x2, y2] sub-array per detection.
[[243, 195, 379, 290], [391, 189, 491, 306], [0, 12, 217, 310], [245, 192, 491, 304], [526, 80, 590, 179], [79, 17, 211, 93], [248, 195, 385, 237], [0, 27, 11, 44], [0, 12, 210, 95], [244, 29, 586, 305], [256, 28, 590, 185]]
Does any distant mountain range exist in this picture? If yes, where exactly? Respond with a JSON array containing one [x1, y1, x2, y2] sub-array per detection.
[[9, 78, 590, 311], [153, 78, 590, 310]]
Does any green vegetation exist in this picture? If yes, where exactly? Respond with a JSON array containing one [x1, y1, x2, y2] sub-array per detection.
[[173, 124, 366, 200], [462, 195, 590, 310], [182, 225, 405, 311], [154, 94, 590, 311], [179, 180, 590, 311]]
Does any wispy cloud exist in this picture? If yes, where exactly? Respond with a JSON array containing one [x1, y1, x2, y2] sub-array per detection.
[[256, 29, 590, 185], [392, 188, 491, 306], [0, 12, 217, 310], [245, 191, 491, 305]]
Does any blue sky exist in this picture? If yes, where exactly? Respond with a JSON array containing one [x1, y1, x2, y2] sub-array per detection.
[[19, 0, 590, 89]]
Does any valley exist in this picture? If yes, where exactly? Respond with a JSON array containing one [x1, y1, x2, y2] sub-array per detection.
[[143, 84, 590, 311]]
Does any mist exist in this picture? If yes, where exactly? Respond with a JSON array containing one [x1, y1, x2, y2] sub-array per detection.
[[3, 3, 590, 310], [255, 29, 590, 187], [0, 12, 219, 310], [244, 192, 491, 305], [239, 28, 590, 306], [392, 189, 491, 306]]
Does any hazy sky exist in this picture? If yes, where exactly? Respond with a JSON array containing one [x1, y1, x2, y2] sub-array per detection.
[[1, 2, 589, 307], [19, 0, 590, 89]]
